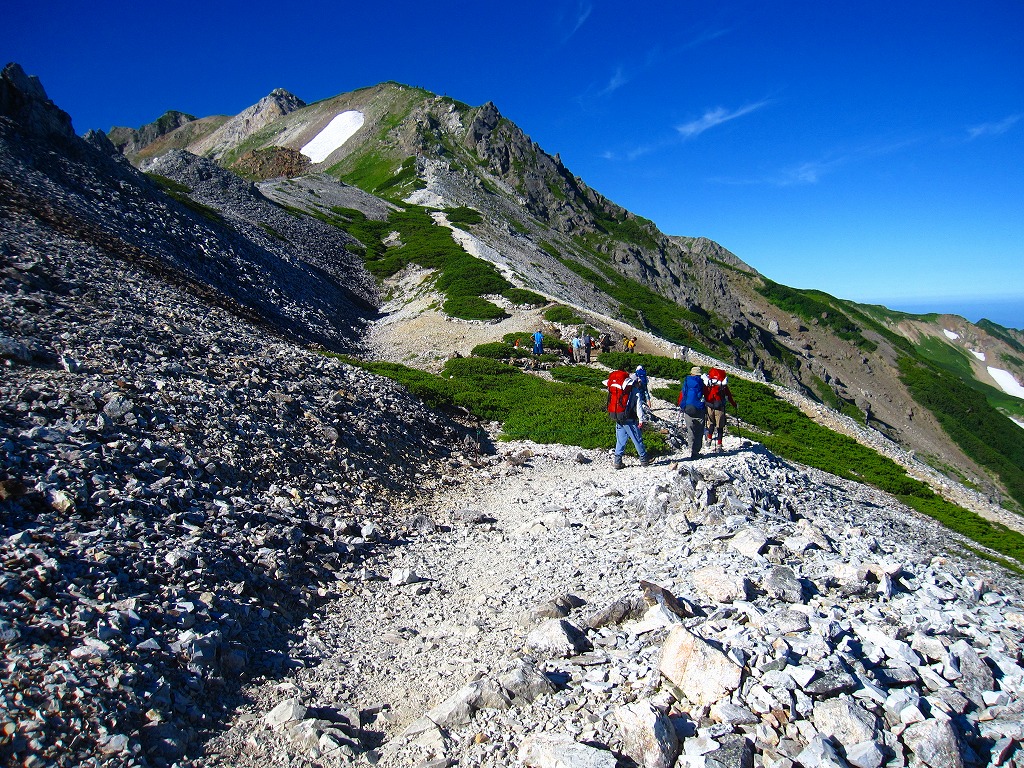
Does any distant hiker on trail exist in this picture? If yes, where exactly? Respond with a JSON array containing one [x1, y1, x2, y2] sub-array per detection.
[[703, 367, 737, 453], [633, 365, 650, 406], [599, 333, 611, 354], [514, 338, 520, 350], [571, 336, 582, 362], [582, 332, 593, 363], [626, 336, 637, 354], [532, 329, 544, 355], [678, 365, 706, 460], [605, 369, 649, 470], [634, 365, 653, 424]]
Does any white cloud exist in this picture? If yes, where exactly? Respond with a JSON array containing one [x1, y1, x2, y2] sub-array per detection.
[[564, 1, 592, 40], [967, 114, 1021, 140], [676, 101, 769, 139], [598, 66, 628, 97]]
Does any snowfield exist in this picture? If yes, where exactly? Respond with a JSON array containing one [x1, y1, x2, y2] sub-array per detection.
[[943, 328, 960, 340], [988, 366, 1024, 398], [300, 110, 365, 163], [971, 349, 986, 361]]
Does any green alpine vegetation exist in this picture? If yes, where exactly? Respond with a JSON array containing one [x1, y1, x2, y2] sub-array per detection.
[[899, 357, 1024, 511], [347, 355, 667, 452], [288, 204, 543, 322], [757, 279, 876, 352], [543, 305, 583, 325]]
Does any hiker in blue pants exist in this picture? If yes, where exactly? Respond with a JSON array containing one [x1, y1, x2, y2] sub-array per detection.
[[532, 329, 544, 355], [605, 370, 649, 469]]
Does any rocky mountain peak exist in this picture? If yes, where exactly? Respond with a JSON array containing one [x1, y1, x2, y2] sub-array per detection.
[[0, 62, 76, 141], [108, 109, 196, 159], [191, 88, 306, 161]]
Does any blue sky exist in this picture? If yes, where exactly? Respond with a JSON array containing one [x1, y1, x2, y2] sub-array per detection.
[[6, 1, 1023, 327]]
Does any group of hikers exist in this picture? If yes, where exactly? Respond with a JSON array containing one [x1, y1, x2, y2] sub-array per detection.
[[525, 329, 637, 362], [605, 364, 737, 468]]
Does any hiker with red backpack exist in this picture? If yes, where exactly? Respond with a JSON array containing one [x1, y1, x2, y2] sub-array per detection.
[[703, 367, 737, 453], [604, 369, 649, 469]]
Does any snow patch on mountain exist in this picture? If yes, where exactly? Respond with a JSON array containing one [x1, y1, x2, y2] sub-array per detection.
[[988, 366, 1024, 398], [943, 328, 960, 340], [301, 111, 364, 163], [971, 349, 986, 361]]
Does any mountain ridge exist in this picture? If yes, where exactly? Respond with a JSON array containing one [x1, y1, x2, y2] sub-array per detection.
[[104, 75, 1024, 510]]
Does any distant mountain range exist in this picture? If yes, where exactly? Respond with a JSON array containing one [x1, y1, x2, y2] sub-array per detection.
[[4, 60, 1023, 513]]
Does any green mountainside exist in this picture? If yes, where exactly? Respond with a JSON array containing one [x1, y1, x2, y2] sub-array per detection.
[[119, 81, 1024, 518]]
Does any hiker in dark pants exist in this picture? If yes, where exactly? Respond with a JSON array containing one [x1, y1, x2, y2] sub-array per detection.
[[678, 365, 706, 459]]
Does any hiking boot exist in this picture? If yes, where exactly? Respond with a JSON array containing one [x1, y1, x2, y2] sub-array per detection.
[[716, 441, 723, 453], [640, 457, 651, 467], [613, 457, 624, 470]]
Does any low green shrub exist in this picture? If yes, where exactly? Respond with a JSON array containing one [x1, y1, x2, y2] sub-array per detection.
[[544, 305, 582, 324], [445, 206, 483, 227], [442, 295, 508, 321], [503, 288, 547, 306], [550, 366, 610, 388]]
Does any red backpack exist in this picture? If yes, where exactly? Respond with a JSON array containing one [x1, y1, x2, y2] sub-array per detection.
[[606, 370, 633, 418], [706, 369, 728, 409]]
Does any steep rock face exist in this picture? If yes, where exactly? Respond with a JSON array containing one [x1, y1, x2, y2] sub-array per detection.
[[191, 88, 306, 161], [460, 101, 605, 236], [0, 62, 76, 142], [143, 149, 378, 310], [108, 110, 196, 159]]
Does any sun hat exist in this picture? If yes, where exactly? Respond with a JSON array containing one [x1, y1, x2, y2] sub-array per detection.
[[690, 366, 700, 375]]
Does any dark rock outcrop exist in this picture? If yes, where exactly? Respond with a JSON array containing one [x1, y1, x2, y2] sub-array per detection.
[[0, 62, 76, 142]]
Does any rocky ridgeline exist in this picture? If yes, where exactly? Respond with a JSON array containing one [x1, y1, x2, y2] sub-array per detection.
[[218, 445, 1023, 768]]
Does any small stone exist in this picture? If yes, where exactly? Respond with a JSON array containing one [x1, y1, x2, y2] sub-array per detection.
[[614, 700, 679, 768], [660, 626, 743, 707], [265, 698, 307, 728], [762, 566, 804, 603], [845, 740, 885, 768], [902, 718, 964, 768], [518, 733, 617, 768], [524, 619, 592, 657]]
